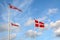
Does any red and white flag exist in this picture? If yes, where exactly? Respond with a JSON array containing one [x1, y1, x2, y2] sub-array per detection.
[[9, 4, 22, 12], [11, 23, 19, 27], [35, 20, 45, 28]]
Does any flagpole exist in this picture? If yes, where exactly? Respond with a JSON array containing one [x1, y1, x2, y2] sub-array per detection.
[[34, 19, 36, 40], [34, 18, 36, 31], [8, 7, 10, 40]]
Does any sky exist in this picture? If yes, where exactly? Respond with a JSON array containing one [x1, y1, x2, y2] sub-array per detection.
[[0, 0, 60, 40]]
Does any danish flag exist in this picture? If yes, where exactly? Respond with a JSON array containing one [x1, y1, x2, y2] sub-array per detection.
[[9, 4, 22, 12], [11, 23, 19, 27], [35, 20, 45, 28]]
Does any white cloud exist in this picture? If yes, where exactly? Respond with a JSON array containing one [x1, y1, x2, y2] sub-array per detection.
[[50, 20, 60, 29], [54, 28, 60, 37], [25, 30, 42, 38], [48, 8, 58, 14], [0, 33, 16, 40], [50, 20, 60, 37], [24, 17, 34, 26], [0, 22, 21, 32]]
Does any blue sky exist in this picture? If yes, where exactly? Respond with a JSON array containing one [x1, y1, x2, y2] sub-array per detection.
[[0, 0, 60, 40]]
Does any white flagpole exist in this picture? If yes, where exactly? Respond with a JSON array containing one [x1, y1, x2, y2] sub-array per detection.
[[8, 6, 10, 40], [34, 20, 36, 40]]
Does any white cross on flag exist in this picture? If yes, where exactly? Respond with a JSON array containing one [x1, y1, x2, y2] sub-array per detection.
[[35, 20, 45, 28]]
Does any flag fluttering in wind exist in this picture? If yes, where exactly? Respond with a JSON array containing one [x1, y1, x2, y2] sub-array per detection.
[[35, 20, 45, 28], [11, 23, 19, 27], [9, 4, 22, 12]]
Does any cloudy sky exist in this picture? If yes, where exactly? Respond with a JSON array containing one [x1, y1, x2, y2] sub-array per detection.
[[0, 0, 60, 40]]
